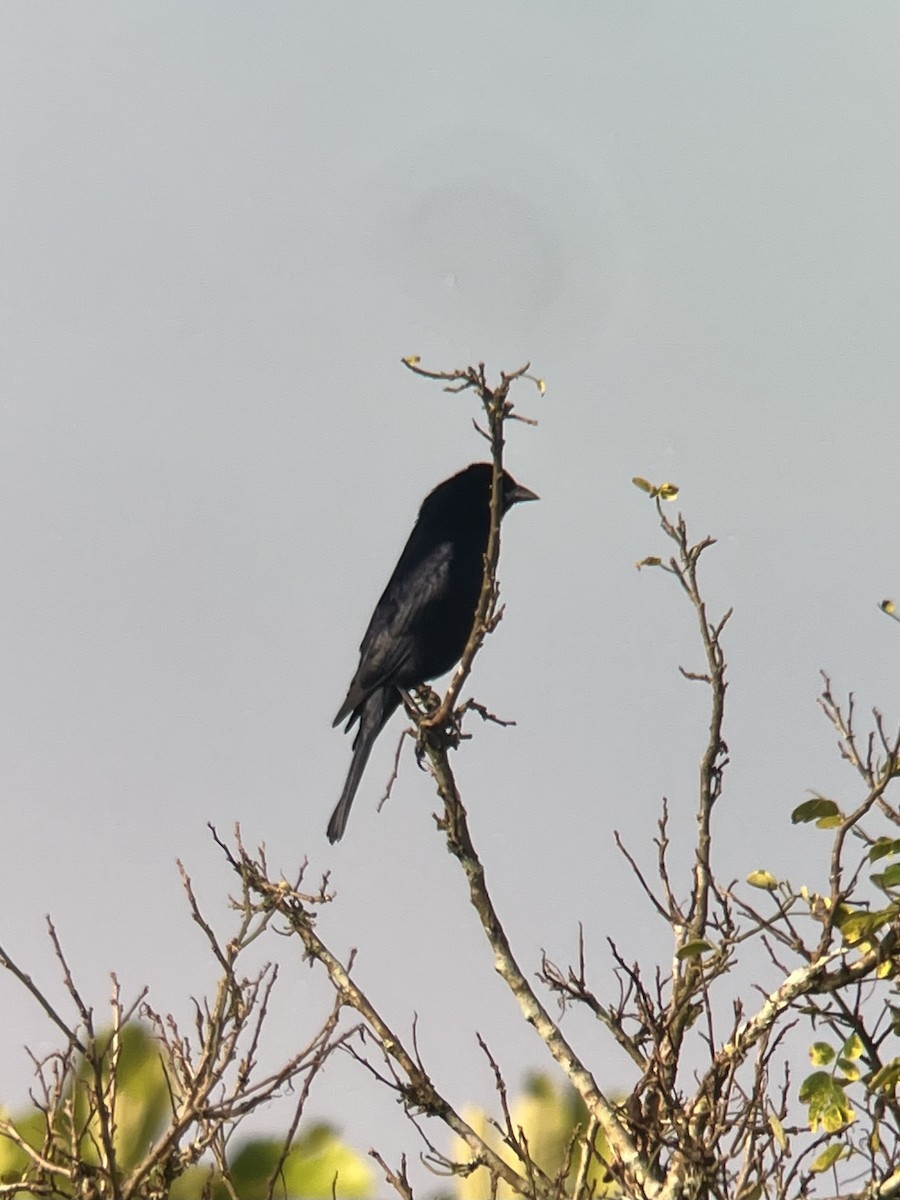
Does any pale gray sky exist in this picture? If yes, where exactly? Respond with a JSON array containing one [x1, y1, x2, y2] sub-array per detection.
[[1, 2, 898, 1189]]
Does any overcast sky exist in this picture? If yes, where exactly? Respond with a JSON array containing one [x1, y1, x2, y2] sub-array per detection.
[[1, 3, 898, 1192]]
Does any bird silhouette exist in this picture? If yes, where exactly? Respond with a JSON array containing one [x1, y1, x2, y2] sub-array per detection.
[[327, 462, 537, 842]]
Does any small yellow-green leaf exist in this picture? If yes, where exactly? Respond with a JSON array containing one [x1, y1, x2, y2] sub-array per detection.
[[635, 556, 662, 570], [810, 1043, 835, 1067], [882, 599, 896, 615], [737, 1185, 763, 1200], [536, 378, 546, 395], [632, 476, 654, 494], [676, 939, 714, 960], [868, 1062, 900, 1094], [837, 1059, 861, 1082], [811, 1143, 846, 1173], [769, 1113, 788, 1151], [402, 354, 421, 365], [836, 908, 891, 946], [747, 870, 778, 890], [657, 482, 679, 501], [842, 1033, 864, 1061], [822, 1103, 853, 1133]]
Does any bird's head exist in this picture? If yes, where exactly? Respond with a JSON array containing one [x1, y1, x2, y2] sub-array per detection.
[[499, 469, 539, 512], [418, 462, 538, 528], [457, 462, 539, 515]]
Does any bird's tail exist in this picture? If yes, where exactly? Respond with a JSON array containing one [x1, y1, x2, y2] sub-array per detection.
[[327, 687, 400, 843]]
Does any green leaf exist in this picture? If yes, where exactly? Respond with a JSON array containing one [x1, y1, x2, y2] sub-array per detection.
[[810, 1042, 836, 1067], [799, 1070, 832, 1101], [676, 939, 714, 960], [282, 1125, 376, 1200], [630, 477, 679, 501], [769, 1112, 788, 1152], [822, 1105, 851, 1133], [799, 1072, 855, 1132], [0, 1108, 46, 1181], [791, 797, 842, 827], [869, 838, 900, 863], [838, 1059, 861, 1082], [227, 1139, 284, 1198], [868, 1062, 900, 1094], [835, 908, 891, 946], [747, 869, 778, 890], [456, 1074, 619, 1199], [72, 1024, 170, 1171], [811, 1143, 846, 1173], [872, 863, 900, 892], [842, 1033, 865, 1061]]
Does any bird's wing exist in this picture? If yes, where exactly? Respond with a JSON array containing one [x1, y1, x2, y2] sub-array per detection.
[[370, 539, 454, 645], [333, 541, 454, 725]]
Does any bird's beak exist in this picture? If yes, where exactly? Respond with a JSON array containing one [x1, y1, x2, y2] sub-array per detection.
[[509, 484, 539, 505]]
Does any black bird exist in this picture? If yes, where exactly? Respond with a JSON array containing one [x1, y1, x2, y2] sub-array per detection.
[[327, 462, 537, 842]]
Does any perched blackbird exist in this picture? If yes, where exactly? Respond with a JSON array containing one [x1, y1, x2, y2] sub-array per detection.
[[327, 462, 537, 842]]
